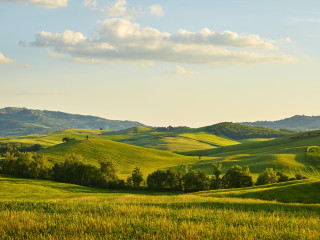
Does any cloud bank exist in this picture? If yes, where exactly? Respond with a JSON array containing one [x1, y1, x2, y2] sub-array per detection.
[[0, 0, 69, 8], [30, 17, 295, 65]]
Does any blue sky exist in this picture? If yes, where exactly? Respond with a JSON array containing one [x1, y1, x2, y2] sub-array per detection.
[[1, 0, 320, 127]]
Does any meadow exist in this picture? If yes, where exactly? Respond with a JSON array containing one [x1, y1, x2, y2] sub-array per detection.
[[0, 175, 319, 240]]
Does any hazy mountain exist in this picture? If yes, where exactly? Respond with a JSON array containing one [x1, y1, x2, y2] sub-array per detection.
[[240, 115, 320, 132], [0, 107, 145, 136]]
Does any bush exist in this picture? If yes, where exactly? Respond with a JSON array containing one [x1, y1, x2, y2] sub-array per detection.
[[277, 172, 290, 182], [62, 137, 75, 143], [222, 165, 253, 188], [256, 168, 278, 185], [295, 173, 307, 180]]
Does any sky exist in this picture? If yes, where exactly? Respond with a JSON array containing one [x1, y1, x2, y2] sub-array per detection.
[[1, 0, 320, 127]]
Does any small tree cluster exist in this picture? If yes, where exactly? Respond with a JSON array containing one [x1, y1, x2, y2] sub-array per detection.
[[147, 168, 209, 192], [52, 154, 120, 189], [256, 168, 306, 185], [222, 165, 253, 188], [0, 152, 50, 179], [62, 137, 75, 143], [0, 143, 42, 155]]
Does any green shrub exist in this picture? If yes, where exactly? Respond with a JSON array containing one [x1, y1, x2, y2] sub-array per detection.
[[257, 168, 278, 185], [222, 165, 253, 188]]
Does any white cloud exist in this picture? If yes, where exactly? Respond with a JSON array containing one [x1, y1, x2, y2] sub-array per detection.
[[0, 0, 69, 8], [46, 48, 65, 58], [149, 4, 164, 17], [29, 18, 295, 65], [172, 29, 276, 50], [171, 66, 198, 75], [0, 52, 14, 64], [107, 0, 136, 17], [83, 0, 96, 8]]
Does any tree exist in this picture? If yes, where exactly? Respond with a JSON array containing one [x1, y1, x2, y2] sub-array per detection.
[[295, 173, 307, 180], [211, 162, 222, 189], [183, 170, 209, 192], [277, 172, 289, 182], [147, 170, 167, 190], [131, 167, 143, 188], [256, 168, 278, 185], [164, 169, 181, 191], [62, 137, 75, 143], [99, 159, 117, 189], [222, 165, 253, 188], [126, 176, 133, 188]]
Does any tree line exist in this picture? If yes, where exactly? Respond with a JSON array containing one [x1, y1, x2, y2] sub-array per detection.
[[0, 152, 306, 192], [0, 143, 41, 155]]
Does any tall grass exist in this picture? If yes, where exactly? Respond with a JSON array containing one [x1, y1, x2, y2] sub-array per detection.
[[0, 196, 319, 240]]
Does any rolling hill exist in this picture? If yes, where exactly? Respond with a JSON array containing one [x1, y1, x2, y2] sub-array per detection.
[[0, 107, 145, 136], [39, 138, 201, 177], [241, 115, 320, 132], [100, 123, 290, 152], [180, 131, 320, 176]]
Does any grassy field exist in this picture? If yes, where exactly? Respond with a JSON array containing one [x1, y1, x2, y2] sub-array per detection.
[[0, 175, 319, 239], [0, 128, 218, 152], [180, 133, 320, 177], [179, 132, 240, 146]]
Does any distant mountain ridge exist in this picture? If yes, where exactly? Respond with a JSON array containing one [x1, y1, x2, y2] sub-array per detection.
[[0, 107, 145, 136], [240, 115, 320, 132]]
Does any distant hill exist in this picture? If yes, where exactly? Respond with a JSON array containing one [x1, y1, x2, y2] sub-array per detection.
[[199, 122, 291, 139], [241, 115, 320, 132], [0, 107, 145, 136]]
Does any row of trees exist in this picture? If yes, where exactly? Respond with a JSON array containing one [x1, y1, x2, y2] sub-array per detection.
[[0, 143, 41, 155], [0, 152, 305, 192], [145, 163, 253, 192], [0, 153, 123, 189]]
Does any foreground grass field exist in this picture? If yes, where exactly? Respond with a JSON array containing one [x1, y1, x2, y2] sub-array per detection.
[[0, 175, 319, 239]]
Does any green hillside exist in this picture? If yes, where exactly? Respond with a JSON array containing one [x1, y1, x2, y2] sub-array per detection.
[[180, 132, 320, 176], [0, 119, 288, 153], [179, 132, 240, 146], [39, 139, 201, 177], [201, 122, 291, 139]]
